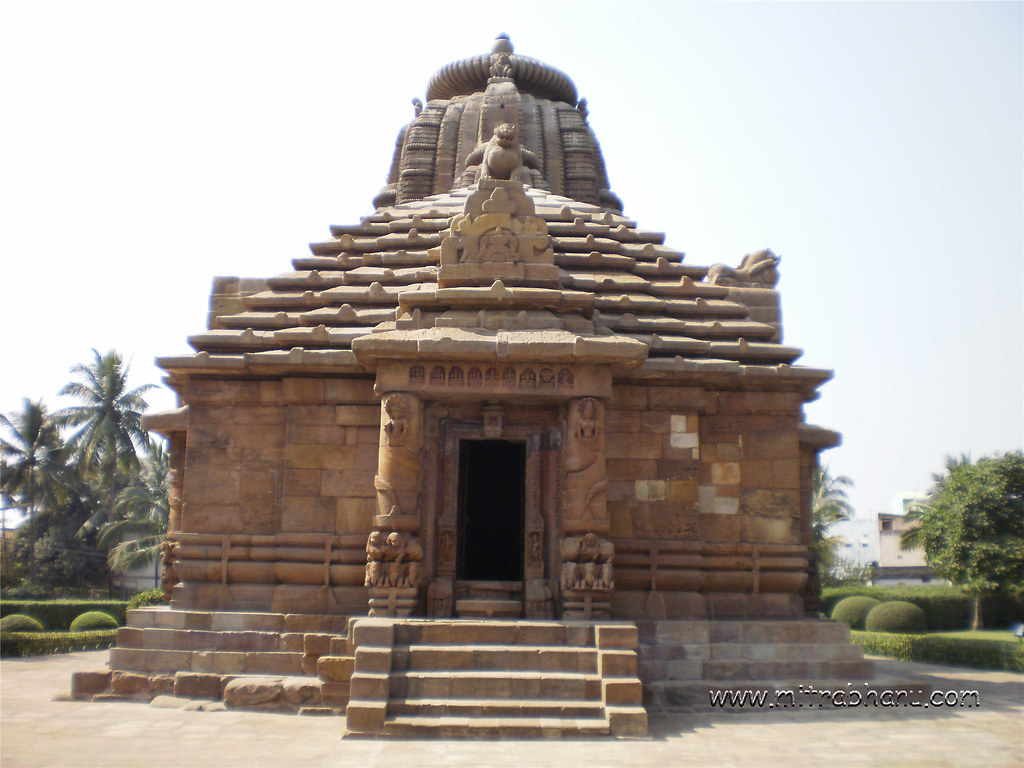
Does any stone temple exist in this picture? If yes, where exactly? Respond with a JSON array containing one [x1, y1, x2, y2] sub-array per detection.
[[79, 36, 873, 737]]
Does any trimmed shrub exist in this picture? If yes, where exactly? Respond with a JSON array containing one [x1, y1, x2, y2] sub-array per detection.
[[0, 613, 45, 633], [865, 601, 927, 634], [830, 596, 881, 629], [852, 631, 1024, 672], [822, 586, 1024, 630], [127, 589, 165, 611], [0, 629, 118, 658], [0, 600, 128, 630], [69, 611, 119, 631]]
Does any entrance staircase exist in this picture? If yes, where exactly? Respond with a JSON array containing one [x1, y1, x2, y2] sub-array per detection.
[[344, 618, 648, 737]]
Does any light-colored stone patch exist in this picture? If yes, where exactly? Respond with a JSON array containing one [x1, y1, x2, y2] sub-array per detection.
[[698, 485, 717, 512], [669, 413, 700, 458], [711, 462, 741, 486], [713, 497, 740, 515], [634, 480, 666, 502]]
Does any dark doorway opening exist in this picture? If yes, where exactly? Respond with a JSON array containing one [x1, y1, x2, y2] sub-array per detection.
[[457, 439, 525, 581]]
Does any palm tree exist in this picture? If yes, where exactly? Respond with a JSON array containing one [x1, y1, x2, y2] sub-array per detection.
[[811, 465, 854, 576], [0, 399, 72, 578], [58, 349, 154, 526], [99, 438, 170, 573], [0, 400, 71, 521]]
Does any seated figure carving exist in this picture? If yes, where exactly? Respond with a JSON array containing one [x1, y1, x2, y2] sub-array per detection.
[[465, 123, 539, 182]]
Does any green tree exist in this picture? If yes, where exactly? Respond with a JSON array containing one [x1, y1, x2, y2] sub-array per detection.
[[0, 399, 73, 577], [903, 452, 1024, 629], [58, 349, 154, 527], [811, 465, 854, 578], [99, 437, 170, 572]]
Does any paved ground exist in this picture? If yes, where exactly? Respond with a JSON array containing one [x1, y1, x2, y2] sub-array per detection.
[[2, 650, 1021, 768]]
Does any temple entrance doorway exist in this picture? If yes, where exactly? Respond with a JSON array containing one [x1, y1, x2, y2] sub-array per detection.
[[457, 439, 525, 581]]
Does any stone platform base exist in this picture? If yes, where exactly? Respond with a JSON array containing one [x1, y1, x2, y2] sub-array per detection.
[[71, 607, 355, 714], [636, 619, 878, 711]]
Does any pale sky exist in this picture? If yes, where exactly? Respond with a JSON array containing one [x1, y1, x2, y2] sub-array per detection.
[[2, 1, 1021, 523]]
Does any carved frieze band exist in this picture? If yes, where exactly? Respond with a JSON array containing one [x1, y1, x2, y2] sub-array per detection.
[[408, 363, 574, 392]]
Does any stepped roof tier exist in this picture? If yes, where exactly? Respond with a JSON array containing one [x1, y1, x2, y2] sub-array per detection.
[[161, 181, 826, 394]]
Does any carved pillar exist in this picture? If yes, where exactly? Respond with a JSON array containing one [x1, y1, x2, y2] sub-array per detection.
[[365, 392, 424, 616], [561, 398, 612, 618], [563, 397, 609, 535], [161, 432, 186, 600]]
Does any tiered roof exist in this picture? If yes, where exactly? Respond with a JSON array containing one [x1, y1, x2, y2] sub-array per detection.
[[158, 37, 830, 398]]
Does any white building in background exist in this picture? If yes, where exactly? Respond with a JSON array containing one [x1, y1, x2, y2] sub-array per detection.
[[873, 492, 938, 585], [830, 513, 879, 570], [825, 492, 941, 585]]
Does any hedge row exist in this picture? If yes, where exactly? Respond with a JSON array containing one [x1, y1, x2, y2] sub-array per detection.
[[822, 587, 1023, 630], [0, 629, 119, 658], [0, 601, 128, 630], [851, 631, 1024, 672]]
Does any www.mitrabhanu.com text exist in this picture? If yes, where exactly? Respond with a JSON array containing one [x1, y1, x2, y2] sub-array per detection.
[[709, 685, 979, 709]]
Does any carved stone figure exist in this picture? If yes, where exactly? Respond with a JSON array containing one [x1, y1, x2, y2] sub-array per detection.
[[159, 540, 179, 601], [565, 398, 609, 529], [465, 123, 539, 182], [559, 533, 614, 593], [365, 530, 423, 590], [382, 393, 409, 445], [707, 249, 781, 287]]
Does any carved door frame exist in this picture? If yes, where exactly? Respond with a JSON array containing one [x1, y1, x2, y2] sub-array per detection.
[[424, 405, 558, 617]]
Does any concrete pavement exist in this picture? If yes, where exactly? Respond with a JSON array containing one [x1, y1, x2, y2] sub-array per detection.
[[2, 650, 1022, 767]]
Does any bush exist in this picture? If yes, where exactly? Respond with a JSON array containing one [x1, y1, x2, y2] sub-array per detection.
[[0, 613, 45, 632], [0, 629, 118, 658], [69, 611, 119, 631], [127, 589, 165, 611], [865, 601, 928, 634], [0, 600, 128, 630], [830, 596, 881, 629], [852, 631, 1024, 672]]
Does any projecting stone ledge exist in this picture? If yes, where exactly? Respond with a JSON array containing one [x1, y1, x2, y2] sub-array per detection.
[[351, 327, 648, 370]]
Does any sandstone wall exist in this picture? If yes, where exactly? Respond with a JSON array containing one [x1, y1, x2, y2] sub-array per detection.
[[173, 376, 380, 613], [605, 382, 810, 620]]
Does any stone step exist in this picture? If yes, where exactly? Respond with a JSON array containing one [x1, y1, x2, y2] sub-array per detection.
[[454, 599, 522, 619], [638, 657, 874, 683], [394, 644, 598, 673], [109, 647, 305, 676], [638, 641, 865, 663], [375, 714, 611, 738], [637, 619, 851, 646], [117, 627, 296, 653], [391, 620, 598, 647], [126, 607, 348, 634], [387, 697, 605, 718], [389, 670, 603, 700]]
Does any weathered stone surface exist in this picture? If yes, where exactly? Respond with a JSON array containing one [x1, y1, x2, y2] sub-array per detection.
[[222, 677, 283, 709], [71, 670, 111, 698]]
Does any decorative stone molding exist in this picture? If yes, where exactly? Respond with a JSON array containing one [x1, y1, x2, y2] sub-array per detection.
[[437, 180, 558, 288]]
